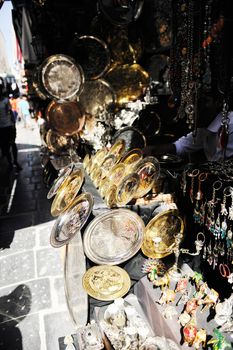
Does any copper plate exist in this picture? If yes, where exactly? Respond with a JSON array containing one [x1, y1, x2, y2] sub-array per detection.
[[82, 265, 131, 301], [133, 156, 160, 198], [116, 173, 140, 206], [41, 54, 84, 101], [46, 100, 85, 136], [79, 79, 116, 118], [47, 163, 74, 199], [105, 63, 149, 105], [141, 209, 184, 259], [83, 208, 145, 265], [50, 192, 93, 248], [112, 126, 146, 152], [51, 167, 84, 217], [72, 35, 111, 80]]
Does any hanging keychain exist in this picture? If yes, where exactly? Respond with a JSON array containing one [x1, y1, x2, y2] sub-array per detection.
[[193, 172, 207, 223], [206, 180, 222, 234], [188, 169, 200, 204]]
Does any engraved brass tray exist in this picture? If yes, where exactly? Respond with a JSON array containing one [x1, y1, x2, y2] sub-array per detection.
[[121, 148, 143, 169], [83, 154, 91, 170], [141, 209, 184, 259], [46, 129, 79, 154], [116, 173, 140, 206], [72, 35, 110, 80], [133, 156, 160, 198], [112, 126, 146, 152], [41, 54, 84, 101], [99, 177, 109, 198], [79, 79, 115, 117], [105, 63, 149, 105], [82, 265, 131, 301], [50, 192, 93, 248], [83, 208, 145, 265], [100, 154, 117, 175], [51, 167, 84, 217], [47, 163, 74, 199], [90, 148, 108, 174]]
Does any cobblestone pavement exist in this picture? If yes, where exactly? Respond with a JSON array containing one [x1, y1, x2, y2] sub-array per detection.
[[0, 120, 76, 350]]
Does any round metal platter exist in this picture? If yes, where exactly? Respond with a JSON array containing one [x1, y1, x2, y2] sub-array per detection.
[[79, 79, 116, 117], [83, 208, 145, 265], [89, 148, 108, 174], [108, 163, 126, 186], [108, 138, 126, 159], [50, 192, 94, 248], [51, 168, 84, 217], [121, 148, 143, 169], [99, 177, 109, 198], [93, 168, 103, 188], [105, 184, 117, 208], [141, 209, 184, 259], [105, 63, 149, 105], [46, 100, 85, 136], [116, 172, 140, 206], [41, 54, 84, 101], [100, 154, 117, 175], [112, 126, 146, 152], [72, 35, 111, 80], [47, 163, 74, 199], [133, 156, 160, 198], [83, 154, 91, 170], [46, 129, 79, 154], [98, 0, 144, 26], [82, 265, 131, 301]]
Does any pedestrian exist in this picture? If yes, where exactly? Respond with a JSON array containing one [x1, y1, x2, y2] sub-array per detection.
[[0, 85, 22, 171], [18, 94, 31, 128]]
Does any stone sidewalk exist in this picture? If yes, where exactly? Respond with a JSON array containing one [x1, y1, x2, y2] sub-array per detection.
[[0, 120, 76, 350]]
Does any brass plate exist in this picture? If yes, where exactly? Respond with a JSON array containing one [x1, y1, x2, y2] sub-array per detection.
[[46, 129, 79, 154], [79, 79, 115, 118], [72, 35, 111, 80], [50, 192, 93, 248], [83, 208, 145, 265], [47, 163, 74, 199], [100, 154, 117, 175], [108, 139, 126, 159], [105, 63, 149, 105], [51, 168, 84, 217], [121, 148, 143, 169], [105, 184, 117, 208], [46, 100, 85, 136], [82, 265, 131, 301], [93, 168, 103, 188], [133, 156, 160, 198], [90, 148, 108, 174], [141, 209, 184, 259], [108, 163, 126, 186], [99, 177, 109, 198], [112, 126, 146, 152], [116, 173, 140, 206], [41, 54, 84, 100], [83, 154, 91, 170]]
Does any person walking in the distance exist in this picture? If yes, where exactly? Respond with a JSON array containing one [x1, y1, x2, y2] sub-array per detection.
[[18, 95, 31, 128]]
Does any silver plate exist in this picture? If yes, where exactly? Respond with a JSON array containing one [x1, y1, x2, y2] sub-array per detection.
[[83, 208, 145, 265], [50, 192, 93, 248], [47, 163, 74, 199]]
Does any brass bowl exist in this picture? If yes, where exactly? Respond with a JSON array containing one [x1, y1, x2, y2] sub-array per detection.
[[141, 209, 184, 259], [46, 100, 85, 136]]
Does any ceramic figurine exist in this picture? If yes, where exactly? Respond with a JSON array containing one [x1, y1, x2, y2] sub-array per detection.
[[193, 328, 207, 349]]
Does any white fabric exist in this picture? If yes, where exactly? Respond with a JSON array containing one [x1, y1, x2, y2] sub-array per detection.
[[174, 112, 233, 161]]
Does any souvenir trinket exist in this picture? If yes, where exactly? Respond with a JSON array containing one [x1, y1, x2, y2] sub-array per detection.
[[158, 289, 176, 305], [153, 274, 170, 290], [175, 277, 188, 293], [191, 272, 203, 286], [77, 321, 104, 350], [162, 305, 178, 320], [64, 335, 75, 350], [185, 298, 198, 315], [207, 328, 231, 350], [141, 258, 166, 280], [199, 288, 219, 312], [193, 328, 207, 349], [183, 321, 197, 346], [178, 312, 191, 327]]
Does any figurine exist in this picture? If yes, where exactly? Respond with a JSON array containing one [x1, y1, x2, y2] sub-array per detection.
[[175, 277, 188, 294], [199, 288, 219, 312], [193, 328, 207, 349], [191, 272, 203, 286], [183, 321, 198, 346], [207, 328, 231, 350], [185, 298, 199, 315], [153, 273, 170, 290], [158, 289, 176, 305]]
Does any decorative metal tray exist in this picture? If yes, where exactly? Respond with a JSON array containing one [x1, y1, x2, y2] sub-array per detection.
[[116, 173, 140, 206], [83, 208, 145, 265], [141, 209, 184, 259], [50, 192, 93, 248], [108, 163, 126, 186], [133, 156, 160, 198], [46, 100, 85, 136], [46, 129, 79, 154], [108, 139, 126, 159], [41, 54, 84, 101], [112, 126, 146, 152], [47, 163, 74, 199], [105, 184, 117, 208], [121, 148, 143, 169], [82, 265, 131, 301], [51, 167, 84, 217], [73, 35, 110, 80]]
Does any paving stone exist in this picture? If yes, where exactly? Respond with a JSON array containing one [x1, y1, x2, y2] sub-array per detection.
[[19, 313, 41, 350], [0, 251, 35, 287], [0, 230, 15, 250], [54, 278, 66, 306], [0, 227, 35, 256], [44, 311, 75, 350], [38, 222, 55, 247], [36, 248, 63, 277]]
